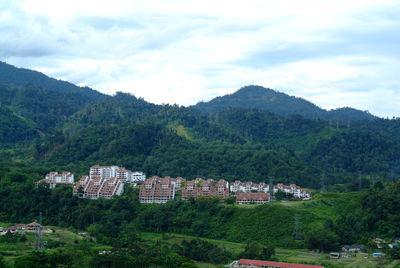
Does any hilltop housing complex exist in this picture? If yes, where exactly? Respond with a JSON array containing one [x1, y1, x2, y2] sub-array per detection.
[[139, 176, 311, 204], [36, 165, 311, 203]]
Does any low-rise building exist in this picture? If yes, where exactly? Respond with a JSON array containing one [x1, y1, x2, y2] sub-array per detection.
[[230, 181, 269, 193], [236, 192, 270, 204], [274, 183, 312, 200], [90, 165, 145, 185], [35, 171, 74, 189]]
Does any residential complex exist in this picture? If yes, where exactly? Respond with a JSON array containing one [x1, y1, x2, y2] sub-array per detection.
[[139, 175, 311, 204], [35, 166, 312, 203]]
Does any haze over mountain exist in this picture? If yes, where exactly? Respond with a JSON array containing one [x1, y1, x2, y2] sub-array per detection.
[[194, 85, 377, 121]]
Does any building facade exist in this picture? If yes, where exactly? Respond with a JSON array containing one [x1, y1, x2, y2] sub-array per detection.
[[139, 176, 176, 204]]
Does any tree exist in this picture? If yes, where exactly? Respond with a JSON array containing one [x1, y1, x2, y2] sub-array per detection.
[[239, 241, 275, 260]]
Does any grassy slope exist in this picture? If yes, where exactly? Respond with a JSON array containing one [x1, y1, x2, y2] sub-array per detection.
[[141, 232, 399, 268]]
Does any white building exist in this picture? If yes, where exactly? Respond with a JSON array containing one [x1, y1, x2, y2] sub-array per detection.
[[36, 171, 74, 189], [90, 165, 146, 185]]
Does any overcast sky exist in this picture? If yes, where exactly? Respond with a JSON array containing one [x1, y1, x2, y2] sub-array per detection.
[[1, 0, 400, 117]]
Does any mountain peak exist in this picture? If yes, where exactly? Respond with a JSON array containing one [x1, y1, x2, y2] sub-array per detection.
[[194, 85, 377, 121]]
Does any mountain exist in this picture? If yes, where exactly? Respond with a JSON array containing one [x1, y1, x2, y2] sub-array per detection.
[[1, 62, 398, 189], [0, 61, 105, 101], [0, 62, 109, 132], [193, 85, 377, 121]]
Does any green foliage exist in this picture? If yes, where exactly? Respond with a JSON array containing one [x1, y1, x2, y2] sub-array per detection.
[[226, 196, 236, 204], [239, 241, 275, 260], [175, 239, 232, 264], [304, 227, 340, 252], [0, 232, 27, 243]]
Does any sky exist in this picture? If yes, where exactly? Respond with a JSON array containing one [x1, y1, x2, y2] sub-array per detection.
[[1, 0, 400, 118]]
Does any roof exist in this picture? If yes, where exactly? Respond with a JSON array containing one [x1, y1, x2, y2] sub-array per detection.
[[239, 259, 324, 268], [237, 192, 269, 201], [27, 222, 41, 226]]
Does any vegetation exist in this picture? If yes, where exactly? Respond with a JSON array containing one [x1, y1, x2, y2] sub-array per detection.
[[1, 61, 400, 266]]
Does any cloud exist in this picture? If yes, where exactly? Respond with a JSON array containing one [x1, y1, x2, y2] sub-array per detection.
[[1, 0, 400, 117]]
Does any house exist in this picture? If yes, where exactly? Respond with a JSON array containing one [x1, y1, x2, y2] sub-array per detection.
[[373, 252, 383, 258], [27, 222, 41, 230], [236, 192, 269, 204], [341, 244, 365, 253], [235, 259, 324, 268], [139, 176, 176, 204], [330, 252, 340, 259], [16, 224, 26, 230], [35, 171, 74, 189]]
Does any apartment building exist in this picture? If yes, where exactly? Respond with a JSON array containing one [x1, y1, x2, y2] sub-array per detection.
[[139, 176, 176, 204], [181, 178, 229, 200], [90, 165, 145, 185], [72, 175, 124, 199]]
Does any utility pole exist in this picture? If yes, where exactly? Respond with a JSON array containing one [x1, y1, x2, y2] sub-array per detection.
[[358, 171, 362, 191]]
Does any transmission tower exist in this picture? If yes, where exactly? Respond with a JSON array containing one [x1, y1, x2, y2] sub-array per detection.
[[320, 172, 325, 193], [269, 176, 274, 202], [293, 214, 302, 240], [34, 212, 44, 251]]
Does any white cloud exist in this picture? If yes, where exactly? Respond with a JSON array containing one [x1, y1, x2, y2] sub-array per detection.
[[1, 0, 400, 117]]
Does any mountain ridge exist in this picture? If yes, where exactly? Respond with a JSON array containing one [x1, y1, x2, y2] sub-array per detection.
[[193, 85, 377, 121]]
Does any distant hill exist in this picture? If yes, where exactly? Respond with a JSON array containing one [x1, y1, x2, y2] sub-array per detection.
[[0, 61, 105, 101], [193, 85, 377, 121], [0, 62, 108, 131]]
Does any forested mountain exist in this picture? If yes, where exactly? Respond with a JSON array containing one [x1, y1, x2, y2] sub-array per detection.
[[0, 61, 104, 101], [0, 62, 399, 189], [194, 85, 377, 121]]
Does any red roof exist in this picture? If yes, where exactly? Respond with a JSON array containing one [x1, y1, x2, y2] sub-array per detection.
[[239, 259, 324, 268]]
